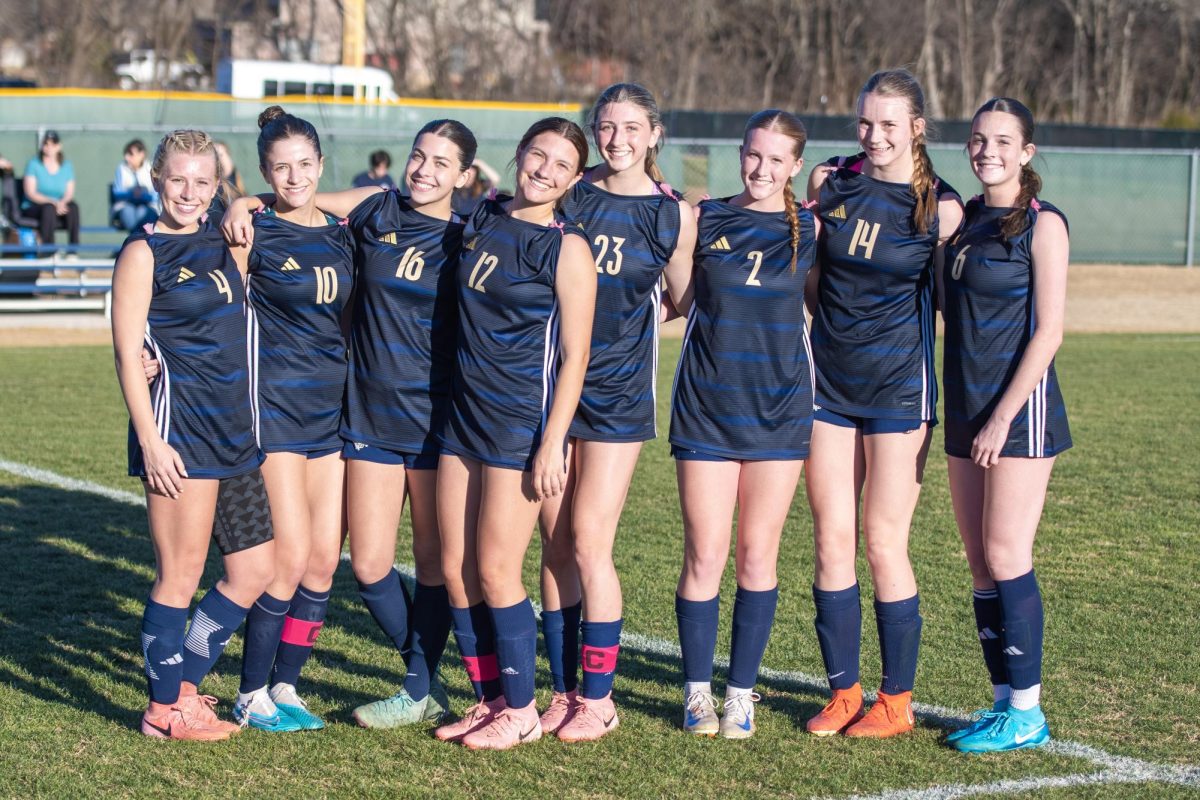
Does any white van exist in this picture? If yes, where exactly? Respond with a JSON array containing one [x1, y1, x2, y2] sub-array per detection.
[[216, 59, 398, 102]]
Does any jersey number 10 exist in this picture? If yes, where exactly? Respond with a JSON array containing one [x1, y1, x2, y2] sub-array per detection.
[[314, 267, 339, 304]]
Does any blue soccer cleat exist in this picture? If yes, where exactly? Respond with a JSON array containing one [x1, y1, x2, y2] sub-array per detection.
[[953, 704, 1050, 753], [946, 700, 1008, 744]]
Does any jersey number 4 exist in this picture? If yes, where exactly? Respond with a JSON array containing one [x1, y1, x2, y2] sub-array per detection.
[[593, 234, 625, 275], [209, 270, 233, 304]]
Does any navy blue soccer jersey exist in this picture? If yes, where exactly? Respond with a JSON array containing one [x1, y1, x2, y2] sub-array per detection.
[[340, 190, 464, 458], [125, 222, 263, 479], [811, 155, 959, 421], [245, 209, 355, 453], [942, 198, 1072, 458], [670, 198, 817, 460], [561, 177, 682, 442], [440, 197, 587, 470]]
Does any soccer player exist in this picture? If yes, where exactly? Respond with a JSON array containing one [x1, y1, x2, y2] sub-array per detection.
[[671, 110, 816, 739], [940, 97, 1069, 753], [805, 68, 963, 738], [537, 83, 696, 742], [223, 120, 479, 729], [225, 107, 354, 733], [112, 129, 275, 741], [435, 117, 596, 751]]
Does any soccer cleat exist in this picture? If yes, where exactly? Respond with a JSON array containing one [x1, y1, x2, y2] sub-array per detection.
[[141, 704, 231, 741], [353, 687, 447, 729], [176, 689, 241, 737], [538, 689, 578, 735], [233, 687, 303, 733], [946, 701, 1008, 744], [845, 690, 916, 738], [952, 705, 1050, 753], [719, 692, 761, 740], [462, 701, 542, 751], [806, 683, 865, 737], [270, 683, 325, 731], [683, 689, 720, 737], [557, 693, 619, 743], [434, 697, 506, 743]]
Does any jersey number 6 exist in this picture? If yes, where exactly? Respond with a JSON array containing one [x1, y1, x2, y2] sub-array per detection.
[[950, 245, 971, 280]]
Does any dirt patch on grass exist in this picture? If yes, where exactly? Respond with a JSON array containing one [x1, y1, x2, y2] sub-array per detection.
[[661, 264, 1200, 338], [0, 265, 1196, 347]]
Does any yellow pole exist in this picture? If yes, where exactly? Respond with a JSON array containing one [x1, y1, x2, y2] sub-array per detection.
[[342, 0, 365, 69]]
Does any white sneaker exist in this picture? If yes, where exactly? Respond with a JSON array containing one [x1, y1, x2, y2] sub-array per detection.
[[683, 689, 719, 736], [720, 691, 761, 739]]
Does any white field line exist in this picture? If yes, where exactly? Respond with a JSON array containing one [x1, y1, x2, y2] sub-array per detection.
[[3, 459, 1197, 798]]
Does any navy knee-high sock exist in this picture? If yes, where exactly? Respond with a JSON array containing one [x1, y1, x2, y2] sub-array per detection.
[[239, 592, 289, 693], [491, 598, 538, 709], [272, 585, 329, 687], [580, 618, 622, 699], [972, 587, 1009, 691], [675, 594, 719, 685], [995, 570, 1043, 708], [728, 586, 779, 690], [141, 599, 188, 705], [876, 594, 922, 695], [403, 582, 452, 701], [449, 603, 502, 701], [357, 569, 412, 664], [541, 601, 581, 693], [181, 587, 250, 688], [813, 583, 862, 690]]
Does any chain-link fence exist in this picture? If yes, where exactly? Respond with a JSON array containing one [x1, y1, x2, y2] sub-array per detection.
[[4, 118, 1197, 265]]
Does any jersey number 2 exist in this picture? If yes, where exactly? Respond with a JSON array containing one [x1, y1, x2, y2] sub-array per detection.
[[745, 251, 764, 286]]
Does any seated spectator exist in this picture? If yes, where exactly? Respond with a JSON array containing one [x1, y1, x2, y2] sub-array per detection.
[[452, 157, 502, 216], [22, 130, 79, 252], [351, 149, 396, 189], [215, 140, 246, 197], [111, 139, 160, 230]]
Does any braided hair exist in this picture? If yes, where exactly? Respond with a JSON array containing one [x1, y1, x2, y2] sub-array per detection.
[[743, 109, 808, 272]]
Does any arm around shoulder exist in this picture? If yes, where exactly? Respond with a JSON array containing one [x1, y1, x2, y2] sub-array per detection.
[[807, 165, 832, 203], [662, 199, 696, 311]]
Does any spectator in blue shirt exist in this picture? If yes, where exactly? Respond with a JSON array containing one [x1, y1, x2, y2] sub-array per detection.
[[351, 149, 396, 189], [23, 130, 80, 251], [111, 139, 160, 231]]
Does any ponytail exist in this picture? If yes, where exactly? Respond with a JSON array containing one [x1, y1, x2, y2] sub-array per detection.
[[911, 133, 937, 235], [783, 180, 800, 273], [1000, 162, 1042, 240]]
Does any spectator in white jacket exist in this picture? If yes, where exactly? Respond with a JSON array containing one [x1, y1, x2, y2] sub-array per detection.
[[111, 139, 160, 230]]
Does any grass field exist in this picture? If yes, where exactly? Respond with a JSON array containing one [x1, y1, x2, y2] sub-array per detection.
[[1, 335, 1198, 799]]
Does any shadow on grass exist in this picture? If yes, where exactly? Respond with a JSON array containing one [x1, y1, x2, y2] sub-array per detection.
[[0, 480, 832, 734]]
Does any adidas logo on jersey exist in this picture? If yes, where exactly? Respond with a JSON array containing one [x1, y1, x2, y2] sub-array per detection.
[[709, 236, 731, 251], [177, 267, 195, 283], [280, 257, 301, 272], [829, 204, 847, 220], [463, 236, 478, 251], [378, 232, 398, 245]]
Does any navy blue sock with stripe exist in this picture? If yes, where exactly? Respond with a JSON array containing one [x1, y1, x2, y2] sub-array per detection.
[[272, 584, 330, 687], [490, 598, 538, 708], [972, 587, 1009, 690], [181, 586, 250, 687], [358, 569, 412, 664], [141, 599, 188, 704], [876, 594, 922, 695], [813, 583, 862, 690], [995, 570, 1044, 697], [239, 591, 289, 693], [675, 594, 719, 684], [580, 618, 622, 699], [450, 603, 503, 701], [403, 582, 452, 701], [728, 586, 779, 690], [541, 601, 581, 693]]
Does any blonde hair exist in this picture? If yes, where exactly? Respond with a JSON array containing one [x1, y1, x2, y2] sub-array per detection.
[[150, 129, 235, 208], [860, 69, 937, 234], [743, 109, 807, 273]]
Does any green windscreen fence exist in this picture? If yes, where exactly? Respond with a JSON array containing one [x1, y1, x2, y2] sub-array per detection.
[[3, 92, 1196, 264]]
